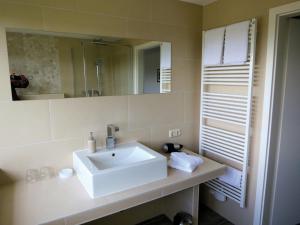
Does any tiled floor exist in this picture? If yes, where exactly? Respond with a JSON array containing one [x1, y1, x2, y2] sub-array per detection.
[[199, 204, 234, 225]]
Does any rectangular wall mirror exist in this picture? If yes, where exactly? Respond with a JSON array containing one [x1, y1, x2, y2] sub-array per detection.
[[6, 29, 172, 101]]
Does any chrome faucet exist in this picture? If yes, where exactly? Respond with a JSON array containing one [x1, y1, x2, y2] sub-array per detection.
[[106, 124, 119, 149]]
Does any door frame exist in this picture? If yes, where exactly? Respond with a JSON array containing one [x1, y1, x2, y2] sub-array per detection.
[[254, 1, 300, 225]]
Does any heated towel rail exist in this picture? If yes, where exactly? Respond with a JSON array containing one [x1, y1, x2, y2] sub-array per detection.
[[199, 18, 257, 208]]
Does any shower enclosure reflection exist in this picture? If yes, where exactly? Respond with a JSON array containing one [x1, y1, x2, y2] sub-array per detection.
[[6, 29, 172, 100], [74, 38, 133, 98]]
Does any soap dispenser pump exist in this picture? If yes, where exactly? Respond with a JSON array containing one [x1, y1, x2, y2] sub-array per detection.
[[88, 132, 96, 153]]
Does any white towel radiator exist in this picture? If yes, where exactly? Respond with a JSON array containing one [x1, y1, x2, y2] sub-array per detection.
[[199, 18, 257, 208]]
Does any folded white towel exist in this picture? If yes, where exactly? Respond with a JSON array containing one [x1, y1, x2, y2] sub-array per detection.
[[171, 152, 203, 167], [204, 27, 225, 65], [168, 152, 203, 173], [223, 20, 250, 64], [168, 159, 195, 173], [219, 166, 242, 188]]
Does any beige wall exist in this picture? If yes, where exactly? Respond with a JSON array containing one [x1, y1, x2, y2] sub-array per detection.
[[201, 0, 298, 225], [0, 0, 202, 184]]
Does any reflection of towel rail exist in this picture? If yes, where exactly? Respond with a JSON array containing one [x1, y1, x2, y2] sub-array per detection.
[[200, 18, 256, 208], [160, 67, 171, 93]]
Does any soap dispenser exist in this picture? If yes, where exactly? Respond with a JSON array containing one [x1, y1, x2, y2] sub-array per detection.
[[88, 132, 96, 153]]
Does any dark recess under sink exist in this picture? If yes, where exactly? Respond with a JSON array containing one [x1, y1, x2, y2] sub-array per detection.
[[135, 214, 173, 225]]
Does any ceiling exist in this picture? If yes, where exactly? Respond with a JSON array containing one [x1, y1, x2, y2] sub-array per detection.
[[180, 0, 218, 6]]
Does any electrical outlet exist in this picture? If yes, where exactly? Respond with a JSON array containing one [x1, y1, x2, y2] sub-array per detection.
[[168, 128, 182, 138]]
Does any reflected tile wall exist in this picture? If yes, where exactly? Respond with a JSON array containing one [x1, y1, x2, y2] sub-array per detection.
[[7, 32, 61, 95]]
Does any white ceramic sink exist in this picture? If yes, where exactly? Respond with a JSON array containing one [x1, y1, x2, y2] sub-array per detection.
[[73, 142, 167, 198]]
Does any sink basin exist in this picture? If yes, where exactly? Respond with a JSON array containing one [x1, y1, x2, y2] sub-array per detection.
[[73, 142, 167, 198]]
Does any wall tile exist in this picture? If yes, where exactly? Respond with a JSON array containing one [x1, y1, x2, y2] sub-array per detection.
[[2, 0, 77, 10], [193, 90, 200, 150], [116, 128, 151, 147], [184, 91, 197, 123], [184, 30, 202, 59], [128, 93, 184, 130], [127, 0, 152, 21], [151, 24, 201, 59], [0, 101, 51, 148], [42, 8, 128, 37], [39, 0, 76, 10], [151, 23, 180, 42], [0, 138, 83, 181], [50, 96, 128, 139], [127, 19, 156, 40], [75, 0, 129, 18], [152, 0, 202, 29], [172, 58, 200, 92], [150, 122, 195, 151], [0, 1, 43, 29]]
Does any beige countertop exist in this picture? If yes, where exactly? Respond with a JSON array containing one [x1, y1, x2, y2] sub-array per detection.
[[0, 152, 225, 225]]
